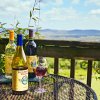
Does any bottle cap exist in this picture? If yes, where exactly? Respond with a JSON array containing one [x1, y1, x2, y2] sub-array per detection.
[[17, 34, 23, 46], [9, 30, 14, 40]]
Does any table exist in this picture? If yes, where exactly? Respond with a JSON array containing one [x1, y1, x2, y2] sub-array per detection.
[[0, 74, 98, 100]]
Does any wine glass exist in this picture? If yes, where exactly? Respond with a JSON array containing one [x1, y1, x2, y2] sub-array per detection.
[[34, 56, 48, 93]]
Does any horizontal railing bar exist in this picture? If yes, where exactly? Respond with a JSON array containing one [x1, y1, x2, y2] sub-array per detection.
[[35, 40, 100, 48], [1, 40, 100, 60], [1, 38, 100, 48], [37, 46, 100, 60]]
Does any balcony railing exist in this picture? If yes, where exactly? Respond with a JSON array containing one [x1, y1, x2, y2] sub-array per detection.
[[1, 38, 100, 87]]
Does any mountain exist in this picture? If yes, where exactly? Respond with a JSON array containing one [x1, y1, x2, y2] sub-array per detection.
[[68, 30, 100, 35], [39, 29, 100, 42], [40, 29, 100, 36]]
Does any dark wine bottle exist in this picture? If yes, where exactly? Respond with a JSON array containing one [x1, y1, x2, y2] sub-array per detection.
[[25, 29, 37, 78], [12, 34, 28, 95]]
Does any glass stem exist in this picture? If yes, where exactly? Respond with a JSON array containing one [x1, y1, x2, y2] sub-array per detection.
[[39, 77, 42, 88]]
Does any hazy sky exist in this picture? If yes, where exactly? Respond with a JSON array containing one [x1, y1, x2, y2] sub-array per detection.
[[0, 0, 100, 30]]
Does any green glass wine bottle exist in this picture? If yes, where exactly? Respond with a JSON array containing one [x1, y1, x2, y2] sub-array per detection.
[[12, 33, 28, 95]]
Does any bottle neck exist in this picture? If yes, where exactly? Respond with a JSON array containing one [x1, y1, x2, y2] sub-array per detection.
[[17, 34, 23, 46], [9, 40, 14, 44], [29, 29, 34, 40]]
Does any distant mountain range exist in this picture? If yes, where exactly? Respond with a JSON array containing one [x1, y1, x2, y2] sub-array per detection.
[[39, 29, 100, 42], [40, 29, 100, 36]]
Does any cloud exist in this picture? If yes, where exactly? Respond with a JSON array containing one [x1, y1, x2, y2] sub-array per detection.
[[90, 9, 100, 15], [40, 4, 100, 30], [0, 0, 33, 16], [71, 0, 80, 4], [55, 0, 63, 5], [85, 0, 100, 6], [0, 0, 36, 27], [41, 0, 63, 6], [0, 0, 100, 29], [42, 7, 79, 21]]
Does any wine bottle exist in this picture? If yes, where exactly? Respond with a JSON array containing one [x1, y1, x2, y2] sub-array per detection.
[[12, 33, 28, 95], [5, 30, 16, 79], [25, 29, 37, 78]]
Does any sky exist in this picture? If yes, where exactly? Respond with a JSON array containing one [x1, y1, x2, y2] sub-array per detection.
[[0, 0, 100, 30]]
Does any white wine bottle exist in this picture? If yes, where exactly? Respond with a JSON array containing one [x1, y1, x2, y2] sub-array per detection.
[[5, 30, 16, 79], [12, 33, 28, 95]]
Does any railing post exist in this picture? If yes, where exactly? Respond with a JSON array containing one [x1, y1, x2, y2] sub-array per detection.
[[70, 58, 75, 78], [87, 60, 93, 87], [54, 58, 59, 75]]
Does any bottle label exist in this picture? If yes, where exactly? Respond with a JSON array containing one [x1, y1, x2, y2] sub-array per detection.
[[5, 55, 14, 74], [12, 69, 28, 91], [26, 56, 37, 73]]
